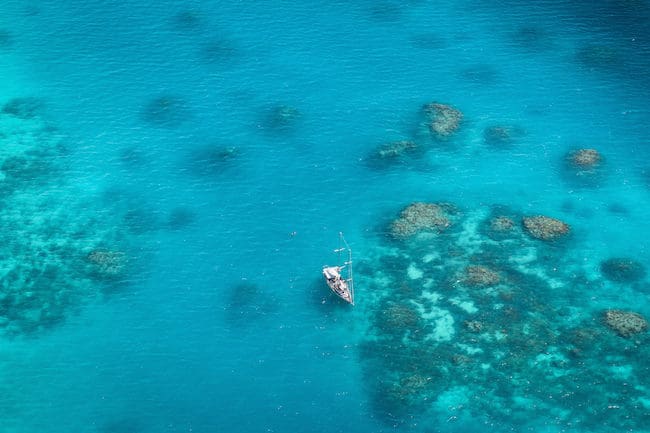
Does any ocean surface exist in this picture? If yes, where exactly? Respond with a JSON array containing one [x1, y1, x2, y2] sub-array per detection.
[[1, 0, 649, 432]]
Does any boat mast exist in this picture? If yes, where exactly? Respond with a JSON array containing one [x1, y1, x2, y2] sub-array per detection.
[[339, 232, 354, 305]]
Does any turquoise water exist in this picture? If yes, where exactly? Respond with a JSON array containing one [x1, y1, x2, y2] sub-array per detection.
[[1, 0, 650, 432]]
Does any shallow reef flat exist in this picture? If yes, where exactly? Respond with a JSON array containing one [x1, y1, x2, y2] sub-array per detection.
[[356, 202, 650, 431], [0, 101, 130, 336]]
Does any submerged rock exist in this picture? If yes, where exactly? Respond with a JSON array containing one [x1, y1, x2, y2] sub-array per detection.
[[600, 258, 646, 283], [522, 215, 570, 241], [390, 202, 455, 239], [422, 102, 463, 138], [603, 310, 648, 337]]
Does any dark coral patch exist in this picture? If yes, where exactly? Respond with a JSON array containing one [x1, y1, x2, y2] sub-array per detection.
[[576, 44, 623, 70], [170, 10, 203, 31], [600, 258, 646, 283], [483, 125, 526, 148], [259, 105, 301, 132], [409, 32, 446, 50], [188, 145, 240, 177], [167, 206, 196, 230], [0, 30, 12, 48], [200, 39, 239, 64], [141, 95, 189, 127], [2, 97, 45, 119], [224, 280, 278, 326], [365, 139, 423, 170]]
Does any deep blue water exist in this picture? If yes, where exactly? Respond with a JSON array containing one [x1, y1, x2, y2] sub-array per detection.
[[1, 1, 650, 432]]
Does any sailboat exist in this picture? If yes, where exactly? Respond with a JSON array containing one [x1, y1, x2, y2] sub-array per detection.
[[322, 232, 354, 305]]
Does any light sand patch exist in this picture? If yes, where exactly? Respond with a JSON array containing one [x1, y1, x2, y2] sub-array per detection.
[[407, 263, 423, 279], [449, 297, 478, 314]]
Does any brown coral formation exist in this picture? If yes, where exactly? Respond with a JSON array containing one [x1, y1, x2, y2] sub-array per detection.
[[522, 216, 570, 241], [603, 310, 648, 337], [422, 102, 463, 138], [569, 149, 602, 168], [376, 140, 418, 159], [87, 249, 127, 277], [377, 302, 422, 335], [600, 258, 646, 283], [390, 202, 453, 239], [463, 265, 500, 287], [490, 216, 515, 232], [483, 125, 525, 147], [263, 105, 301, 130], [464, 320, 483, 333]]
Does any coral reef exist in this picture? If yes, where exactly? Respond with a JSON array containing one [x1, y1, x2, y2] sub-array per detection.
[[422, 102, 463, 138], [464, 320, 483, 333], [483, 125, 525, 148], [224, 280, 278, 326], [462, 265, 500, 287], [568, 148, 602, 168], [576, 44, 622, 70], [170, 10, 203, 31], [0, 29, 12, 48], [409, 33, 446, 50], [188, 145, 239, 177], [260, 105, 301, 131], [522, 215, 570, 241], [563, 148, 605, 187], [2, 97, 45, 119], [460, 64, 500, 84], [600, 258, 646, 283], [603, 310, 648, 337], [480, 206, 522, 241], [87, 249, 127, 279], [510, 26, 555, 51], [167, 206, 196, 230], [0, 102, 128, 336], [389, 202, 455, 239], [359, 202, 650, 431], [375, 302, 423, 337], [366, 140, 421, 169], [141, 95, 189, 127], [201, 39, 239, 64], [490, 215, 515, 233]]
